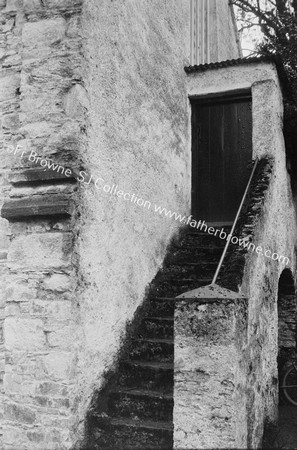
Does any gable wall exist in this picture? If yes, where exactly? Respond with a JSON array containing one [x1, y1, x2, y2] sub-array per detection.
[[0, 0, 242, 448]]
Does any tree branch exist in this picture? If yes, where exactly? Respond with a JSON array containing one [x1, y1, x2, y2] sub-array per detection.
[[232, 0, 288, 42], [292, 0, 297, 16], [239, 22, 262, 32]]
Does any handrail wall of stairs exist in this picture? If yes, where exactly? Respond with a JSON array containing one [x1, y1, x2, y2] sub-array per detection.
[[211, 157, 259, 285]]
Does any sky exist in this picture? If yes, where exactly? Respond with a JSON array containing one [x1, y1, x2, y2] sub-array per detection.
[[233, 4, 265, 56]]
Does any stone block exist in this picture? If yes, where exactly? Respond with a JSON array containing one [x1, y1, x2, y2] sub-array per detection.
[[34, 395, 70, 409], [23, 0, 41, 10], [42, 273, 72, 292], [42, 351, 75, 381], [4, 277, 36, 303], [66, 15, 81, 38], [24, 0, 82, 12], [4, 373, 35, 395], [46, 323, 76, 350], [5, 0, 18, 12], [31, 299, 72, 318], [39, 413, 74, 429], [5, 403, 36, 424], [0, 218, 9, 249], [2, 18, 15, 33], [10, 184, 74, 198], [0, 73, 19, 102], [26, 430, 45, 445], [19, 91, 64, 124], [4, 426, 50, 449], [0, 250, 8, 261], [63, 84, 89, 119], [22, 18, 66, 54], [36, 381, 69, 397], [4, 317, 46, 351], [1, 113, 19, 132], [41, 0, 82, 10], [8, 168, 76, 184], [2, 194, 74, 220], [5, 302, 20, 316], [4, 427, 34, 449], [0, 147, 15, 170], [7, 232, 72, 271], [10, 218, 72, 236], [19, 120, 54, 140]]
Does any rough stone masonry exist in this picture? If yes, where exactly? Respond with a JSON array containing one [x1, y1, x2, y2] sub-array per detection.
[[0, 0, 195, 447], [0, 0, 85, 448], [0, 0, 261, 449]]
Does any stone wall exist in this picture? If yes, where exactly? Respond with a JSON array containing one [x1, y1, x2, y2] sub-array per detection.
[[0, 1, 23, 446], [174, 287, 249, 449], [186, 61, 297, 448], [0, 0, 243, 448], [241, 75, 297, 446], [67, 0, 241, 443], [0, 0, 84, 448], [74, 0, 191, 441]]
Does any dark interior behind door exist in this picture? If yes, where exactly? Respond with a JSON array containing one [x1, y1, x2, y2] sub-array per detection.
[[191, 94, 253, 223]]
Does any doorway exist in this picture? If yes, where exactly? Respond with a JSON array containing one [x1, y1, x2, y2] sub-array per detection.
[[191, 92, 253, 224]]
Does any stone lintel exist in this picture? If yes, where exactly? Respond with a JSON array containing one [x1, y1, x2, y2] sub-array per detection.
[[1, 194, 74, 220], [9, 168, 76, 185]]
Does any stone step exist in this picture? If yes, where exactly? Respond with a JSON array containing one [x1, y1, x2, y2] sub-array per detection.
[[150, 277, 215, 298], [171, 276, 213, 286], [175, 278, 215, 293], [152, 277, 214, 297], [84, 225, 227, 449], [118, 361, 173, 393], [108, 389, 173, 422], [90, 417, 173, 449], [156, 262, 218, 280], [146, 298, 175, 317], [172, 230, 229, 249], [188, 226, 232, 235], [129, 338, 173, 362], [165, 246, 224, 265], [138, 317, 173, 339]]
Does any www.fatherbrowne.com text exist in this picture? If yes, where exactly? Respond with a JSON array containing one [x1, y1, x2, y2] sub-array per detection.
[[5, 144, 290, 266]]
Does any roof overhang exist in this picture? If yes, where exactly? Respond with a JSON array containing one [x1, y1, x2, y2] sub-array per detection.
[[185, 55, 291, 99]]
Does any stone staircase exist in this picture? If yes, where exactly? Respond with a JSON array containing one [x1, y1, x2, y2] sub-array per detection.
[[84, 226, 229, 449]]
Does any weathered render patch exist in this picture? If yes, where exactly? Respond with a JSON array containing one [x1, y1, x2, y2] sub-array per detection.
[[74, 0, 191, 442]]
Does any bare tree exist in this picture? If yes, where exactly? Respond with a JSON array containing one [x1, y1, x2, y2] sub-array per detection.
[[232, 0, 297, 185]]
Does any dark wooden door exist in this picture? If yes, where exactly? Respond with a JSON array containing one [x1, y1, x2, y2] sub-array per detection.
[[191, 94, 252, 223]]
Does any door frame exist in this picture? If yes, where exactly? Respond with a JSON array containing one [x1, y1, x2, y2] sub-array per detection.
[[189, 89, 252, 226]]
